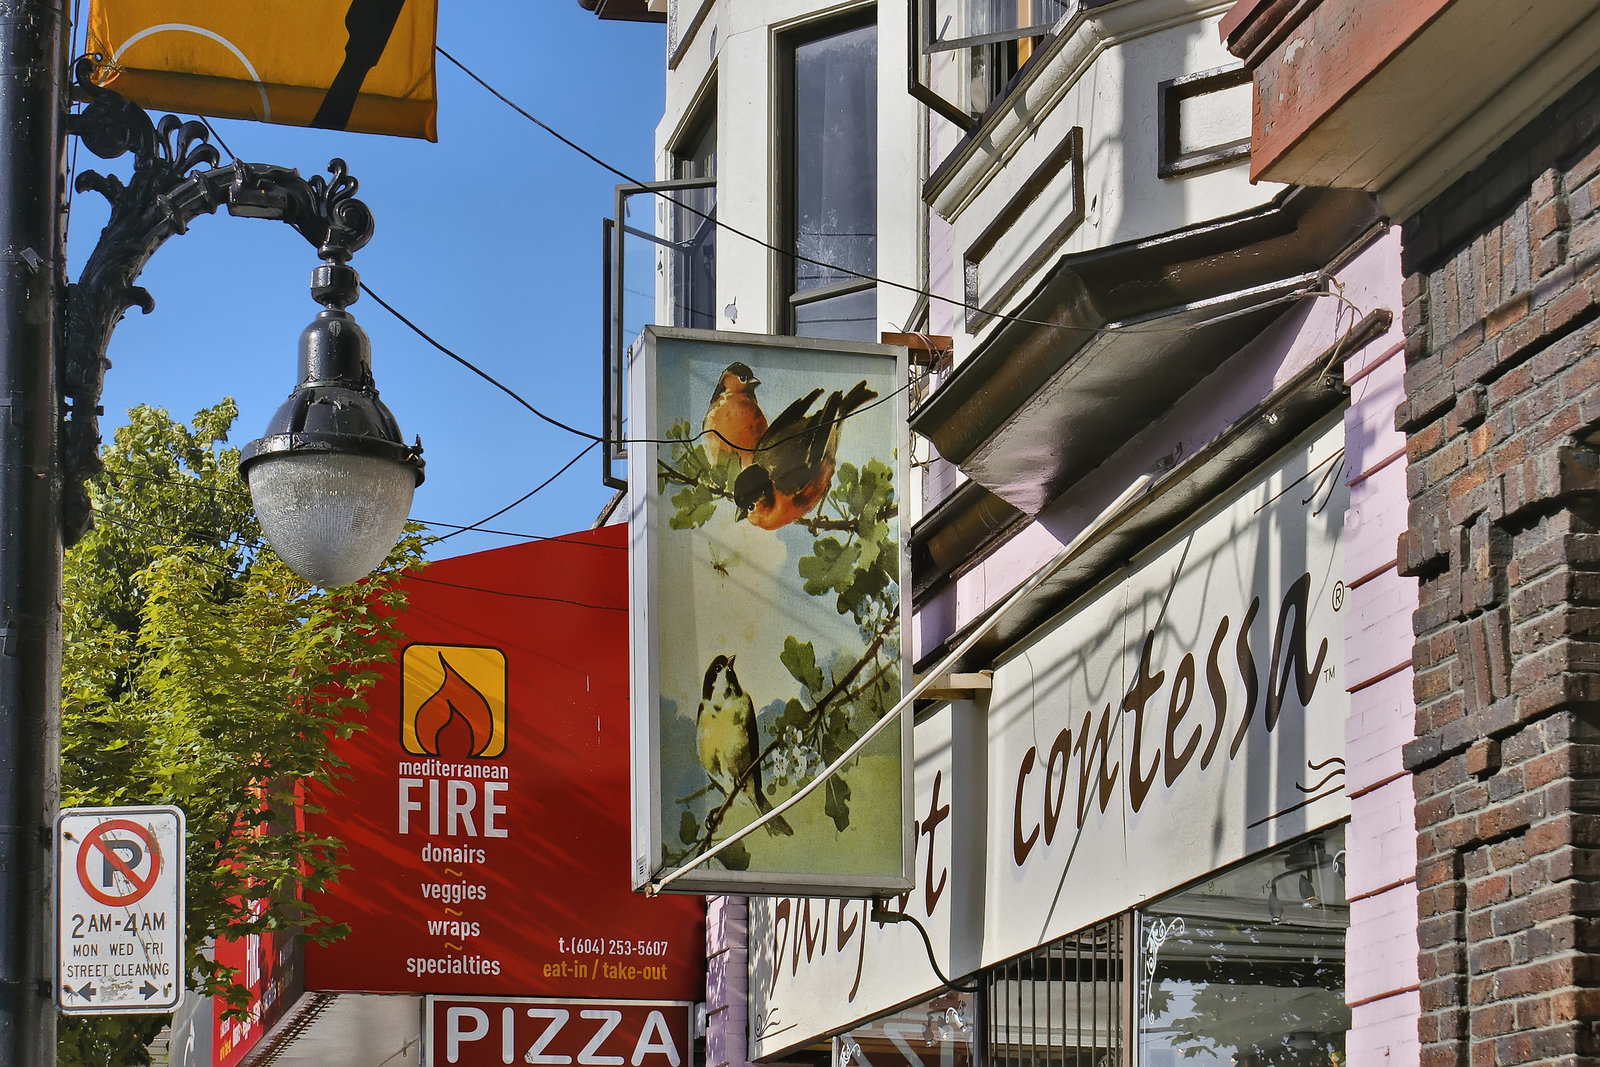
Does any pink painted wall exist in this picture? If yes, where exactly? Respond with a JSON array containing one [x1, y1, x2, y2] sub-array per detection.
[[708, 896, 803, 1067], [1338, 228, 1421, 1067], [913, 229, 1422, 1065]]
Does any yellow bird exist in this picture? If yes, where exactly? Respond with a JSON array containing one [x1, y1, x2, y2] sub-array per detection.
[[696, 655, 792, 836]]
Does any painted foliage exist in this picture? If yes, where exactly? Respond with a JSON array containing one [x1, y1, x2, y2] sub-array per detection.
[[631, 329, 910, 895]]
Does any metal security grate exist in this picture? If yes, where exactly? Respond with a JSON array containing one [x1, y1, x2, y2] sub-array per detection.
[[986, 917, 1124, 1067]]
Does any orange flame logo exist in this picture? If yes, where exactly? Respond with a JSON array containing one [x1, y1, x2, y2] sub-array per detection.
[[401, 645, 506, 759]]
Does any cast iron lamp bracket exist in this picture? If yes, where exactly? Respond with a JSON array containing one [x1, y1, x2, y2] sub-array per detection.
[[61, 55, 381, 546]]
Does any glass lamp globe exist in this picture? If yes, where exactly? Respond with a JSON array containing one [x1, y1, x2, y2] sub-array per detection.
[[246, 451, 418, 587], [241, 265, 424, 587]]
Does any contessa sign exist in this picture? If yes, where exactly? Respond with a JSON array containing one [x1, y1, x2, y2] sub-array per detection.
[[630, 328, 912, 896], [304, 528, 705, 999], [750, 422, 1350, 1056]]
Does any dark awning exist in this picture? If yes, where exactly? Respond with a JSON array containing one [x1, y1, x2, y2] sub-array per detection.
[[576, 0, 665, 22], [909, 186, 1383, 516]]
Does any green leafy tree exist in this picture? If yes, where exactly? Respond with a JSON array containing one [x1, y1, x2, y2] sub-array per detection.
[[58, 402, 425, 1066]]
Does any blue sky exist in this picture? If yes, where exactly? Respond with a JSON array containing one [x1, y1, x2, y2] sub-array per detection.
[[66, 3, 666, 559]]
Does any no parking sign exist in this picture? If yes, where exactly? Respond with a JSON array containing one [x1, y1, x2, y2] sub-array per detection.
[[56, 806, 185, 1014]]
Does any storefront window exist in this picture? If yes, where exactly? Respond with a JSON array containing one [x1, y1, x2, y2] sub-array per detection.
[[837, 990, 976, 1067], [1138, 826, 1349, 1067]]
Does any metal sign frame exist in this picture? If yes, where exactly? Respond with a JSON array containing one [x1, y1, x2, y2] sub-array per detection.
[[629, 327, 914, 896]]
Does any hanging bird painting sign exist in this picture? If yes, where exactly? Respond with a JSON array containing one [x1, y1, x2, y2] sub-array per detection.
[[629, 328, 912, 895], [85, 0, 438, 140]]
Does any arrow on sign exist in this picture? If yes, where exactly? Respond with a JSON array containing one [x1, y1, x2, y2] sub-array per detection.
[[69, 982, 97, 1001], [140, 981, 160, 1000]]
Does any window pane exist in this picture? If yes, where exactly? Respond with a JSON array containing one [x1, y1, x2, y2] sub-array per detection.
[[1139, 825, 1349, 1067], [837, 991, 976, 1067], [927, 0, 1070, 52], [675, 114, 716, 181], [671, 115, 717, 329], [793, 22, 877, 295], [794, 287, 877, 343], [668, 187, 716, 329]]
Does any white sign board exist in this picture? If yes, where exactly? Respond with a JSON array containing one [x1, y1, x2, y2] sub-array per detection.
[[750, 421, 1350, 1057], [57, 805, 185, 1014]]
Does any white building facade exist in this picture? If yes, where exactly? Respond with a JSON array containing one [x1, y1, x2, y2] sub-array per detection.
[[587, 0, 1422, 1064]]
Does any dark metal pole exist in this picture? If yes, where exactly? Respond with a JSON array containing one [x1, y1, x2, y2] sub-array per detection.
[[0, 0, 64, 1061]]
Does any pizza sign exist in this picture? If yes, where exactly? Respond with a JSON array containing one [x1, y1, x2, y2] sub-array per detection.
[[426, 998, 694, 1067]]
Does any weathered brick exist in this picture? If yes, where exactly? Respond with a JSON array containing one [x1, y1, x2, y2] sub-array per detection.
[[1533, 196, 1571, 240], [1404, 74, 1600, 1067], [1545, 273, 1597, 334], [1410, 414, 1447, 461]]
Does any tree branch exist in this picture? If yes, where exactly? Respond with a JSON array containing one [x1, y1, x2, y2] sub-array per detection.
[[692, 623, 896, 853]]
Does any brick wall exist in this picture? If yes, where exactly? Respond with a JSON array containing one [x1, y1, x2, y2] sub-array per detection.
[[1397, 67, 1600, 1067]]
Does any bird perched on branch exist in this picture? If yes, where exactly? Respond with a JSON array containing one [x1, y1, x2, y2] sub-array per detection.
[[696, 654, 792, 836], [701, 362, 767, 467], [733, 379, 876, 530]]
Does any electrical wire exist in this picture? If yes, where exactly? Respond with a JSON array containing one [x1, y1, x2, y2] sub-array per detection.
[[405, 573, 625, 611], [64, 50, 1366, 531], [434, 440, 597, 542], [359, 281, 604, 443], [87, 508, 625, 610], [63, 0, 85, 247], [438, 44, 995, 326], [410, 517, 624, 547], [438, 44, 1344, 341], [119, 114, 614, 463], [73, 54, 1342, 474], [104, 467, 625, 548], [199, 116, 237, 163], [361, 272, 913, 457], [869, 902, 981, 992]]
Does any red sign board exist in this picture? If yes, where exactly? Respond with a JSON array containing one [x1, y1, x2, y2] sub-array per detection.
[[212, 918, 299, 1067], [427, 998, 694, 1067], [303, 526, 705, 999]]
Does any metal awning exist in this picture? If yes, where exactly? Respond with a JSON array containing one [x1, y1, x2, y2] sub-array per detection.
[[576, 0, 665, 22], [909, 187, 1383, 516]]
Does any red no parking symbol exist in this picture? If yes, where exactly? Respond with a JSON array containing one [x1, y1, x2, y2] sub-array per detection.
[[75, 819, 162, 908]]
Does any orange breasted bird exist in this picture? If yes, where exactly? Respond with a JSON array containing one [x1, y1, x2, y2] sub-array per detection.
[[696, 655, 792, 836], [702, 362, 767, 467], [732, 380, 877, 530]]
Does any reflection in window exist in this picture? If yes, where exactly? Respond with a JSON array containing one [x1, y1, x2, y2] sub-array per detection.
[[1140, 826, 1349, 1067], [838, 991, 975, 1067], [794, 286, 877, 343], [928, 0, 1068, 47], [670, 107, 717, 329], [987, 916, 1123, 1067], [786, 18, 877, 342], [918, 0, 1069, 119]]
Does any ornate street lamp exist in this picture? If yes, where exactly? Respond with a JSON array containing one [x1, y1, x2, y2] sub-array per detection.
[[64, 58, 424, 584]]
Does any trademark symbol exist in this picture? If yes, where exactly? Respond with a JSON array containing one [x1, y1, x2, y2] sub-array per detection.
[[1331, 581, 1346, 611]]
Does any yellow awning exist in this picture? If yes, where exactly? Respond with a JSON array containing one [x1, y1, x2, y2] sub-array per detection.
[[85, 0, 438, 141]]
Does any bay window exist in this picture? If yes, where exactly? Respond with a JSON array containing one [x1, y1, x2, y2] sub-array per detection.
[[782, 15, 878, 343]]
